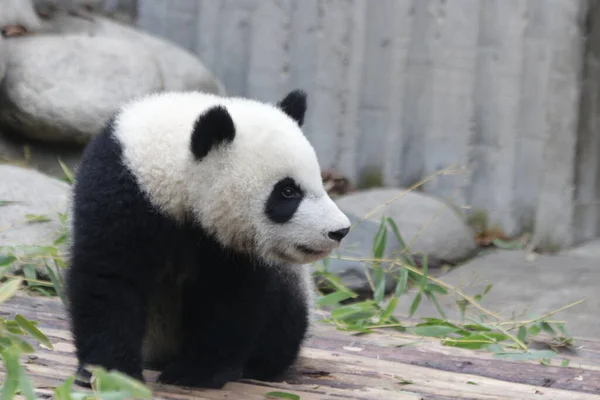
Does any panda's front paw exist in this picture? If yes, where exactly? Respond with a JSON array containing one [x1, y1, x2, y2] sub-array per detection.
[[157, 361, 242, 389], [74, 363, 145, 388]]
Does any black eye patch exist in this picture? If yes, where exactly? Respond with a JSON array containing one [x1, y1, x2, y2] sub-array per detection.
[[265, 177, 304, 224]]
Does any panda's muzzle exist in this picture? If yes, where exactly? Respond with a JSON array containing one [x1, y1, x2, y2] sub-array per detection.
[[296, 244, 325, 255]]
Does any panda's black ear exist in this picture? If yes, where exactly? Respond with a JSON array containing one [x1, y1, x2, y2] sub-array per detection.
[[278, 89, 307, 126], [191, 105, 236, 160]]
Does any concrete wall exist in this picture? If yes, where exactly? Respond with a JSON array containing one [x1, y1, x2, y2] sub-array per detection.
[[136, 0, 592, 250], [574, 0, 600, 246]]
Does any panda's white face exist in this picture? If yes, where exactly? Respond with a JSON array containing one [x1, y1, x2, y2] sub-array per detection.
[[115, 90, 351, 266], [185, 91, 351, 266]]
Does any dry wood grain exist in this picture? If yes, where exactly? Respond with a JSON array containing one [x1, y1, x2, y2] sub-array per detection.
[[1, 292, 600, 400]]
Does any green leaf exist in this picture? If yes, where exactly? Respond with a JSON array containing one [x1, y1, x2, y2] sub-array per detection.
[[320, 256, 331, 272], [0, 337, 12, 351], [5, 320, 25, 335], [58, 159, 75, 184], [373, 266, 386, 304], [457, 299, 468, 322], [554, 323, 570, 337], [0, 347, 21, 400], [394, 377, 413, 385], [45, 263, 68, 306], [443, 333, 508, 350], [22, 264, 37, 282], [420, 254, 429, 292], [372, 217, 387, 255], [0, 255, 16, 267], [317, 291, 356, 307], [90, 368, 152, 399], [418, 318, 452, 325], [24, 214, 51, 223], [483, 284, 493, 295], [529, 324, 541, 337], [265, 391, 300, 400], [54, 376, 75, 400], [540, 322, 556, 336], [386, 217, 416, 266], [0, 200, 22, 207], [0, 279, 22, 304], [331, 301, 377, 322], [493, 350, 558, 361], [339, 324, 373, 334], [319, 272, 358, 296], [394, 268, 409, 297], [379, 296, 398, 323], [18, 371, 37, 400], [14, 314, 53, 349], [485, 343, 504, 353], [409, 292, 422, 317], [561, 359, 570, 367], [425, 292, 447, 319], [517, 326, 527, 344], [6, 333, 35, 353], [413, 325, 459, 338], [53, 233, 68, 246], [425, 283, 448, 295]]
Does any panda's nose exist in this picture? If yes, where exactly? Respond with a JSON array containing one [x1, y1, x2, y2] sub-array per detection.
[[328, 227, 350, 242]]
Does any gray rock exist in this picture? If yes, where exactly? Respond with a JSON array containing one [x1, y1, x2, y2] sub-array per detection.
[[0, 128, 83, 180], [0, 34, 164, 143], [0, 0, 43, 32], [0, 164, 70, 276], [39, 13, 227, 95], [392, 249, 600, 339], [322, 188, 478, 292]]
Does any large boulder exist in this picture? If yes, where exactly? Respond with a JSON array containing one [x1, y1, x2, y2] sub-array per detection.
[[0, 164, 70, 276], [39, 12, 226, 95], [0, 0, 43, 33], [322, 188, 478, 292], [0, 34, 164, 143]]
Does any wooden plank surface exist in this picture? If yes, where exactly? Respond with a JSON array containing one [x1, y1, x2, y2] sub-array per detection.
[[1, 292, 600, 400]]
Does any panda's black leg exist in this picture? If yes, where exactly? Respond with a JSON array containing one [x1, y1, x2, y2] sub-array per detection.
[[242, 279, 309, 382], [157, 265, 273, 388], [67, 266, 150, 386]]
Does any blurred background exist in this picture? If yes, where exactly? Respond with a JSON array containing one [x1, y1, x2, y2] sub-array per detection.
[[2, 0, 596, 253]]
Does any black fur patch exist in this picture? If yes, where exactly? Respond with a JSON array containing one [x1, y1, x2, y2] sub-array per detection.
[[278, 90, 307, 126], [265, 177, 304, 224], [66, 119, 309, 389], [191, 106, 236, 160]]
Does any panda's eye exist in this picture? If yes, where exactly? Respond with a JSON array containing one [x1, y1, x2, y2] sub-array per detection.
[[281, 187, 297, 199]]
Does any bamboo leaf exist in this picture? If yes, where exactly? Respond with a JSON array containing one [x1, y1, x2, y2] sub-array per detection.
[[265, 392, 300, 400], [493, 350, 557, 361], [14, 314, 53, 349], [0, 255, 16, 267], [317, 291, 356, 307], [409, 293, 422, 317], [0, 279, 22, 304], [394, 268, 409, 297], [386, 217, 416, 266], [413, 325, 459, 337], [0, 347, 21, 400], [379, 296, 398, 323]]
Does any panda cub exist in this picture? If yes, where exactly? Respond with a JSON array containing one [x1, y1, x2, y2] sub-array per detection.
[[66, 89, 351, 389]]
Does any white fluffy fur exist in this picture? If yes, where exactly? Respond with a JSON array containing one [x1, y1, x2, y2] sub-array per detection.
[[113, 91, 350, 315]]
